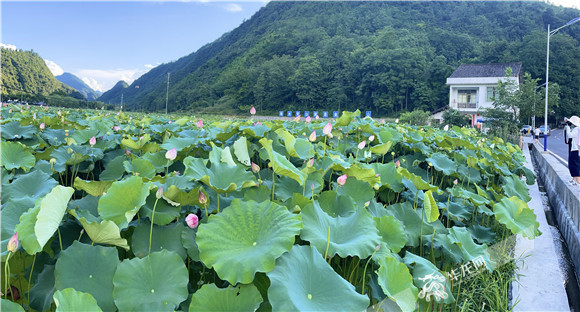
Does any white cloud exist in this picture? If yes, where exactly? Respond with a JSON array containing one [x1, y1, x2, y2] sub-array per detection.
[[73, 67, 150, 92], [0, 43, 17, 50], [223, 3, 242, 12], [45, 60, 64, 76]]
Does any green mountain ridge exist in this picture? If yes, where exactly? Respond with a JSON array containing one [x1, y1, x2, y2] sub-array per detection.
[[1, 48, 78, 99], [56, 72, 102, 101], [96, 2, 578, 118]]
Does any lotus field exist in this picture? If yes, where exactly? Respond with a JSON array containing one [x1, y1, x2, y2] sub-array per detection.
[[0, 105, 540, 311]]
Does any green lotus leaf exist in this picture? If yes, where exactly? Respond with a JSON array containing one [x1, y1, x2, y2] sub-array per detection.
[[124, 158, 156, 179], [383, 202, 444, 248], [301, 199, 381, 258], [342, 164, 381, 186], [142, 151, 169, 173], [335, 176, 375, 207], [233, 136, 251, 166], [220, 146, 237, 166], [188, 284, 262, 312], [74, 177, 113, 197], [29, 264, 56, 311], [493, 196, 540, 239], [15, 203, 43, 254], [35, 185, 75, 248], [370, 141, 394, 155], [181, 227, 200, 262], [183, 157, 257, 193], [456, 164, 482, 184], [403, 252, 455, 304], [315, 190, 357, 217], [112, 250, 189, 312], [121, 133, 150, 150], [1, 141, 35, 171], [1, 121, 37, 140], [429, 233, 464, 263], [139, 189, 182, 225], [197, 199, 302, 284], [447, 227, 492, 270], [426, 152, 458, 176], [376, 256, 418, 312], [99, 155, 126, 181], [53, 288, 103, 312], [450, 188, 489, 207], [267, 245, 369, 310], [76, 217, 130, 250], [446, 201, 473, 222], [1, 299, 25, 312], [374, 216, 406, 253], [275, 171, 323, 201], [275, 128, 311, 159], [370, 163, 405, 192], [160, 136, 197, 151], [259, 138, 307, 186], [334, 109, 361, 127], [502, 175, 531, 202], [423, 190, 439, 223], [98, 175, 151, 229], [467, 224, 497, 245], [55, 241, 120, 311], [397, 168, 436, 191], [131, 221, 187, 260]]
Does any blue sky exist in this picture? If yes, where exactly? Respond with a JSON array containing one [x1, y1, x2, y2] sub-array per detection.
[[1, 1, 266, 92], [2, 0, 578, 93]]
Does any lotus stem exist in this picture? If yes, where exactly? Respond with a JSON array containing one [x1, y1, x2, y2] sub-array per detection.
[[27, 254, 36, 303], [4, 252, 13, 301], [420, 207, 425, 257], [148, 197, 159, 256], [271, 172, 276, 201], [324, 226, 331, 262], [217, 194, 220, 213], [361, 248, 380, 295], [57, 228, 63, 251]]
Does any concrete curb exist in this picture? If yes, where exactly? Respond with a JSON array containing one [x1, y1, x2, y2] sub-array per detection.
[[511, 141, 570, 311]]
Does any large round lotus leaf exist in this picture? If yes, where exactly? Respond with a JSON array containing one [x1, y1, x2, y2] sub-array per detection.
[[131, 221, 187, 260], [267, 245, 369, 310], [447, 227, 492, 270], [493, 196, 540, 239], [77, 217, 130, 250], [315, 191, 357, 217], [426, 152, 458, 176], [112, 250, 189, 312], [1, 121, 37, 140], [29, 264, 56, 311], [99, 155, 125, 181], [275, 172, 324, 201], [139, 190, 181, 225], [98, 175, 151, 229], [374, 216, 406, 253], [300, 199, 381, 259], [123, 158, 156, 179], [188, 283, 262, 312], [53, 288, 103, 312], [403, 252, 455, 304], [35, 185, 75, 248], [335, 176, 375, 207], [259, 138, 307, 185], [73, 177, 113, 197], [383, 202, 441, 247], [376, 256, 418, 312], [1, 141, 35, 171], [183, 157, 257, 193], [55, 241, 120, 311], [1, 299, 25, 312], [197, 199, 302, 284], [501, 176, 532, 202]]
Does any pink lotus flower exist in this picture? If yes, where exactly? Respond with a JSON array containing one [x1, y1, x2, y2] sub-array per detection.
[[323, 122, 333, 138], [198, 191, 207, 206], [40, 122, 45, 130], [114, 126, 121, 131], [89, 136, 97, 147], [196, 119, 203, 128], [444, 124, 449, 131], [186, 214, 199, 229], [395, 160, 401, 168], [293, 115, 300, 122], [33, 113, 36, 120], [156, 186, 163, 199], [453, 179, 458, 185], [358, 140, 366, 150], [256, 121, 262, 126], [337, 174, 347, 186], [126, 150, 131, 156], [251, 162, 260, 173], [307, 158, 314, 167], [165, 148, 177, 160], [250, 106, 256, 115], [369, 135, 375, 142], [168, 121, 172, 124], [57, 110, 61, 116], [395, 118, 399, 123], [309, 131, 317, 142], [305, 116, 311, 123], [7, 232, 18, 252]]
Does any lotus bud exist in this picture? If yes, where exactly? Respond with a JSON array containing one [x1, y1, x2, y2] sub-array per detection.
[[358, 140, 366, 150], [126, 150, 131, 156], [196, 119, 203, 128], [337, 174, 347, 186], [453, 179, 458, 185], [323, 122, 333, 138], [185, 214, 199, 229], [57, 110, 61, 116], [309, 131, 316, 142], [198, 191, 207, 206], [369, 135, 375, 142], [307, 158, 314, 167], [444, 124, 449, 131], [395, 118, 399, 123], [49, 158, 57, 165], [395, 160, 401, 168], [33, 113, 36, 120], [114, 126, 120, 131], [294, 115, 300, 122], [89, 136, 96, 147], [315, 115, 319, 119], [7, 233, 18, 252], [168, 121, 172, 124], [251, 162, 260, 173], [305, 116, 311, 123], [165, 148, 177, 160], [376, 244, 381, 251], [156, 186, 163, 199], [364, 201, 370, 207], [250, 106, 256, 115]]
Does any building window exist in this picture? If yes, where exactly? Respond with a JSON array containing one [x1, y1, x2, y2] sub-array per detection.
[[457, 90, 477, 108], [486, 87, 497, 102]]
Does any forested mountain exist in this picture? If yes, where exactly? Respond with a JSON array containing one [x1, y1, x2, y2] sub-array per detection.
[[1, 48, 77, 99], [98, 1, 580, 118], [99, 81, 129, 104], [56, 72, 101, 101]]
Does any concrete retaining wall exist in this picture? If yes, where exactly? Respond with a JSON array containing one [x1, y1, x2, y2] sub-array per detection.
[[530, 143, 580, 273]]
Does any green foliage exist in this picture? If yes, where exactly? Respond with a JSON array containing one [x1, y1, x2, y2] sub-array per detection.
[[442, 109, 471, 127], [398, 109, 431, 126]]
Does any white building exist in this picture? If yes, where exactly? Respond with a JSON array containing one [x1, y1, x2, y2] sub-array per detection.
[[445, 62, 522, 126]]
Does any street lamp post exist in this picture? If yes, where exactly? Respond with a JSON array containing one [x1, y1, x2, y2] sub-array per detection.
[[544, 17, 580, 152]]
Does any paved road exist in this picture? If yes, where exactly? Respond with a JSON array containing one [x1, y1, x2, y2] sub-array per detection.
[[540, 128, 570, 165]]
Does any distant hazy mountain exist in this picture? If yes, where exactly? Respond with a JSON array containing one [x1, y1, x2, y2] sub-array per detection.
[[1, 48, 76, 97], [98, 81, 129, 104], [56, 72, 101, 101]]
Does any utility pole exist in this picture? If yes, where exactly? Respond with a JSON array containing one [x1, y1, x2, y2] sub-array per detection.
[[121, 93, 123, 109], [165, 73, 170, 115]]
